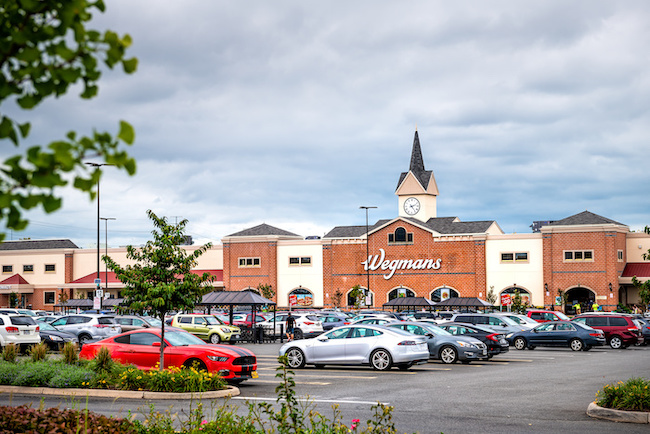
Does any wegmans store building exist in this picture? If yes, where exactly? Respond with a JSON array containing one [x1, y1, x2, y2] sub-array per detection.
[[2, 131, 649, 312]]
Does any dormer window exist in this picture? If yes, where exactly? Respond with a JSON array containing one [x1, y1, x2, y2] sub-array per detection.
[[388, 227, 413, 245]]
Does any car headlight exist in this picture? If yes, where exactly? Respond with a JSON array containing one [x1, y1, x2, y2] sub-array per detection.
[[50, 336, 63, 341], [456, 341, 477, 349], [220, 327, 231, 333], [506, 333, 514, 338], [207, 355, 229, 362]]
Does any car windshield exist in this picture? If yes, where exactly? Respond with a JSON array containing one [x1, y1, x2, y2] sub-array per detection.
[[164, 331, 206, 346], [38, 322, 56, 331], [572, 321, 596, 331], [555, 312, 570, 320], [506, 315, 531, 325], [421, 324, 453, 336], [146, 317, 163, 327], [204, 316, 221, 325]]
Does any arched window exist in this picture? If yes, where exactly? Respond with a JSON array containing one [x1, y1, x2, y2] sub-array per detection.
[[430, 287, 459, 302], [347, 288, 372, 307], [388, 227, 413, 244], [388, 287, 415, 301], [500, 287, 531, 305], [288, 287, 313, 307]]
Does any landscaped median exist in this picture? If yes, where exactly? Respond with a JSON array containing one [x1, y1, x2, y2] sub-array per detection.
[[0, 384, 238, 400], [587, 377, 650, 424]]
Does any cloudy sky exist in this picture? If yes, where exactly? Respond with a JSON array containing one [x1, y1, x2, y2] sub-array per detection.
[[4, 1, 650, 248]]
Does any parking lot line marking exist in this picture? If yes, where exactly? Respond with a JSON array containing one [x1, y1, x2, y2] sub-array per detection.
[[256, 372, 377, 379], [232, 396, 388, 406], [251, 380, 331, 385], [413, 367, 452, 371]]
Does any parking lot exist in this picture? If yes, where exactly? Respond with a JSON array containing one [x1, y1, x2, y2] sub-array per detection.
[[1, 341, 649, 433]]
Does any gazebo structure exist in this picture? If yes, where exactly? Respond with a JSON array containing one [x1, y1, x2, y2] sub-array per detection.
[[433, 297, 493, 312], [382, 296, 437, 312]]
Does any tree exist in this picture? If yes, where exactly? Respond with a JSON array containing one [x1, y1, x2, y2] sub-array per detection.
[[103, 210, 213, 370], [332, 289, 343, 309], [486, 286, 497, 305], [0, 1, 137, 242], [257, 283, 275, 301], [510, 289, 528, 314], [349, 285, 364, 310]]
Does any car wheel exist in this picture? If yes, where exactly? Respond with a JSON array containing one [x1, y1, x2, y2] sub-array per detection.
[[210, 334, 221, 344], [514, 337, 527, 350], [78, 333, 92, 345], [370, 349, 393, 370], [285, 347, 306, 369], [184, 358, 207, 372], [609, 336, 623, 349], [294, 329, 304, 340], [569, 338, 584, 351], [439, 346, 458, 364]]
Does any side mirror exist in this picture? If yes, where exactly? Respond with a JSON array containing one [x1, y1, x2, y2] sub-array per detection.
[[502, 323, 508, 327], [317, 335, 329, 342], [425, 333, 434, 338], [152, 341, 161, 347]]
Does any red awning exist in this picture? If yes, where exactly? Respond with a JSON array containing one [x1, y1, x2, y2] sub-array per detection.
[[621, 263, 650, 279]]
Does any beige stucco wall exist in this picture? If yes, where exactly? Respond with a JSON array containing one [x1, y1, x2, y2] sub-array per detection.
[[626, 232, 650, 262], [0, 249, 73, 286], [277, 241, 324, 307], [485, 233, 544, 306]]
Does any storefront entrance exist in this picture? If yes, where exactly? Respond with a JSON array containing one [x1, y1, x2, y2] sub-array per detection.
[[564, 287, 596, 315]]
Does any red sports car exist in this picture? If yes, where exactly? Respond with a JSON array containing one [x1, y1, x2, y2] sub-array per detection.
[[79, 328, 257, 383]]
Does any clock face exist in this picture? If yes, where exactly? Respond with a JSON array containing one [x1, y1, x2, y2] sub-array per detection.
[[403, 197, 420, 215]]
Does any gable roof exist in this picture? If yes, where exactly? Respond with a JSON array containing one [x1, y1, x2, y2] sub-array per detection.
[[0, 239, 79, 251], [0, 274, 30, 285], [323, 216, 499, 239], [225, 223, 301, 238], [396, 131, 435, 192], [199, 290, 275, 306], [548, 211, 624, 227]]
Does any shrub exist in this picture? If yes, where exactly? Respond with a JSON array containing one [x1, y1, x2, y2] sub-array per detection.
[[48, 364, 95, 389], [0, 361, 22, 385], [12, 362, 58, 387], [29, 342, 48, 362], [596, 377, 650, 411], [0, 405, 140, 433], [1, 344, 17, 363], [90, 346, 114, 374], [62, 341, 78, 365]]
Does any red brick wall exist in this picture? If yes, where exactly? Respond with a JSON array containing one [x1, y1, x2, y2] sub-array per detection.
[[543, 231, 625, 310], [223, 241, 278, 303], [324, 221, 487, 308]]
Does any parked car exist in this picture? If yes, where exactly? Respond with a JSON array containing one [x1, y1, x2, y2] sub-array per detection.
[[493, 313, 539, 329], [279, 324, 429, 370], [634, 318, 650, 345], [438, 322, 509, 358], [79, 328, 258, 383], [508, 321, 606, 351], [526, 310, 570, 323], [37, 321, 79, 350], [349, 318, 395, 326], [231, 313, 269, 327], [114, 315, 167, 332], [572, 314, 643, 348], [49, 314, 121, 344], [36, 315, 60, 324], [0, 313, 40, 352], [387, 321, 488, 364], [171, 313, 240, 344], [258, 312, 324, 339], [449, 313, 527, 335], [317, 313, 350, 331]]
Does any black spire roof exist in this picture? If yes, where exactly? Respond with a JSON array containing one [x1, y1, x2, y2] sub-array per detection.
[[396, 130, 434, 191]]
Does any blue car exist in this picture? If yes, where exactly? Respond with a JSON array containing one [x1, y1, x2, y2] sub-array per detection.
[[508, 321, 605, 351]]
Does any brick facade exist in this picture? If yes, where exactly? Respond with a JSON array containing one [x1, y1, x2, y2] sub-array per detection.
[[223, 241, 278, 303]]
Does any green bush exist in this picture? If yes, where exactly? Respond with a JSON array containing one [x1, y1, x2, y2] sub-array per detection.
[[596, 377, 650, 411], [12, 362, 58, 387], [0, 405, 140, 433], [62, 341, 78, 365], [29, 342, 48, 362], [0, 361, 22, 385], [1, 344, 17, 363], [48, 364, 95, 389]]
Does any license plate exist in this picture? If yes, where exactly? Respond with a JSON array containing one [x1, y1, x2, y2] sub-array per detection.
[[251, 371, 259, 379], [23, 330, 30, 335]]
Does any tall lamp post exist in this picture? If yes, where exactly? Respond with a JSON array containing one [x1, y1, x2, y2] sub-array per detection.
[[85, 162, 112, 311], [100, 217, 116, 295], [360, 206, 377, 307]]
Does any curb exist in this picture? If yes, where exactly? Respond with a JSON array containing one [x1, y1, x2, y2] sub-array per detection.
[[0, 385, 239, 400], [587, 402, 650, 424]]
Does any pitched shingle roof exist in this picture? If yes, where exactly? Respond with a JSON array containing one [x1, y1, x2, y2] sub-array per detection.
[[0, 239, 79, 250], [225, 223, 301, 238], [396, 131, 433, 191], [323, 217, 497, 238], [548, 211, 624, 227]]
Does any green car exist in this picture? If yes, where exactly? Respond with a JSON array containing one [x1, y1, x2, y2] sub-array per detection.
[[171, 314, 240, 344]]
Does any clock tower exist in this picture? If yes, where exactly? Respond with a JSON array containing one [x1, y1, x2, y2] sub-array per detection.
[[395, 130, 439, 222]]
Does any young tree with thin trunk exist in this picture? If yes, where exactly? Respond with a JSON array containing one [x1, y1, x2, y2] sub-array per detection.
[[103, 210, 213, 370]]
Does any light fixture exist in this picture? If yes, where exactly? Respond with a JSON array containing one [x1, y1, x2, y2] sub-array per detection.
[[609, 283, 613, 292]]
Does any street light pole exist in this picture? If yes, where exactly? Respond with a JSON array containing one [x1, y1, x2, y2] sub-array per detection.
[[360, 206, 377, 307], [100, 217, 116, 295], [85, 162, 112, 311]]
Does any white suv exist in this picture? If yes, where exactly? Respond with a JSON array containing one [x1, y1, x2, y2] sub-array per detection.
[[0, 314, 40, 352], [259, 312, 324, 339], [50, 314, 121, 345]]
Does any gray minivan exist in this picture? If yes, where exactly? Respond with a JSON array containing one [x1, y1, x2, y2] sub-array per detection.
[[449, 313, 527, 335]]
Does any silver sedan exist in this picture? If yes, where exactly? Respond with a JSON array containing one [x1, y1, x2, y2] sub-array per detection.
[[279, 324, 430, 371]]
